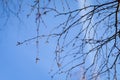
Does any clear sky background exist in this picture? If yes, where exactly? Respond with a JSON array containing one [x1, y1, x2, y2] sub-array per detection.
[[0, 1, 54, 80], [0, 13, 53, 80], [0, 0, 79, 80]]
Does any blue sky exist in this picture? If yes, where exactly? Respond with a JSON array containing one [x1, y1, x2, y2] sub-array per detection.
[[0, 14, 53, 80], [0, 1, 54, 80], [0, 0, 78, 80]]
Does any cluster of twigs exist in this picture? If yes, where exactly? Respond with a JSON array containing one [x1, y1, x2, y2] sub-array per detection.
[[1, 0, 120, 80]]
